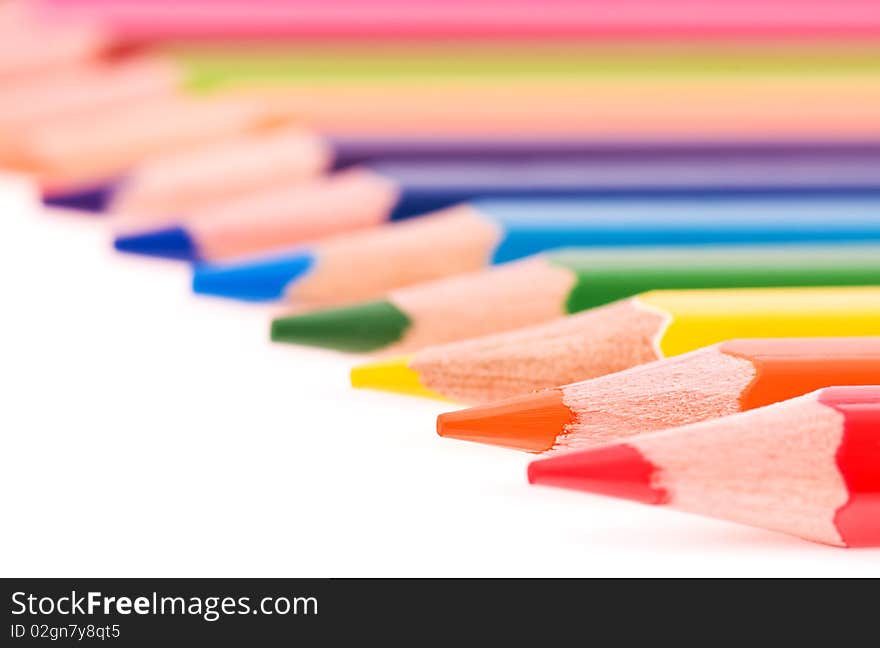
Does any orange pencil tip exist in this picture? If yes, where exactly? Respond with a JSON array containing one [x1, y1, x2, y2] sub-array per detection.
[[436, 389, 571, 453]]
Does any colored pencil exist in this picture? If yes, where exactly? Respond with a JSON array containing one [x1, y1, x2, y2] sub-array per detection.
[[113, 155, 880, 264], [107, 126, 332, 219], [7, 96, 278, 202], [528, 386, 880, 547], [317, 137, 880, 165], [39, 0, 880, 41], [188, 196, 880, 303], [248, 77, 880, 136], [0, 56, 181, 155], [0, 11, 106, 79], [85, 137, 880, 215], [350, 286, 880, 403], [174, 43, 880, 91], [438, 337, 880, 452], [270, 246, 880, 353]]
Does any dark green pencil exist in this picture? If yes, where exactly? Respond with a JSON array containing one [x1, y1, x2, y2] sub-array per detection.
[[270, 244, 880, 353]]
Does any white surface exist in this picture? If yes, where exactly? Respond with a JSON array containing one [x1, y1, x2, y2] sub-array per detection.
[[2, 178, 880, 577]]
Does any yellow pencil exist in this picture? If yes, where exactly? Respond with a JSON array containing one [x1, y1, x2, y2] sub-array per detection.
[[351, 286, 880, 404]]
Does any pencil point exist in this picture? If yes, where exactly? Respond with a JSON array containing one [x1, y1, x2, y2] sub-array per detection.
[[271, 300, 411, 352], [114, 226, 198, 261], [528, 443, 667, 505], [437, 389, 571, 453], [350, 357, 448, 400], [43, 181, 118, 212], [192, 253, 315, 302]]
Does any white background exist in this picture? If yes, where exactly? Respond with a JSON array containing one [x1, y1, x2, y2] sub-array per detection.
[[3, 174, 879, 577]]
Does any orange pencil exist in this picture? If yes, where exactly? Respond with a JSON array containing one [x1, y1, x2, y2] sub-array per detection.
[[528, 386, 880, 547], [255, 77, 880, 136], [438, 337, 880, 452]]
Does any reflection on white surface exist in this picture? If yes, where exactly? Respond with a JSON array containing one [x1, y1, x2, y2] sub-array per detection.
[[1, 193, 878, 576]]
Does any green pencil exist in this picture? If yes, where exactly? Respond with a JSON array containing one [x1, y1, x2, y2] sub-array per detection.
[[270, 244, 880, 353], [169, 43, 880, 91]]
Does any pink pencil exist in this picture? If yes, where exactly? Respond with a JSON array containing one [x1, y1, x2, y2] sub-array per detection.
[[0, 57, 180, 151], [37, 0, 880, 41], [1, 5, 106, 78]]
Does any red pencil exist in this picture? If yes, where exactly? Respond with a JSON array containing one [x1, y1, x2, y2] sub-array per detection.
[[528, 386, 880, 547]]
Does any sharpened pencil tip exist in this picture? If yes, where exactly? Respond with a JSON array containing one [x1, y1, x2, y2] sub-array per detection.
[[192, 252, 315, 302], [528, 443, 667, 505], [114, 226, 199, 261], [350, 356, 448, 400], [43, 181, 119, 212], [437, 389, 570, 453], [271, 300, 412, 352]]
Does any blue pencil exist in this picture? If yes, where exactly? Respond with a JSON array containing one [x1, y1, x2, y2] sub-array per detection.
[[188, 195, 880, 303]]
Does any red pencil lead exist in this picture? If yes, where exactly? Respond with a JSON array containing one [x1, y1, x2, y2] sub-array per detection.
[[527, 443, 667, 505]]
